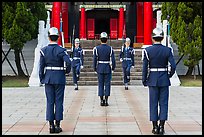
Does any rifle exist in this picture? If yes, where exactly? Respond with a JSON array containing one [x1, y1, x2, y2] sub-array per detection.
[[70, 25, 75, 58], [60, 13, 66, 69]]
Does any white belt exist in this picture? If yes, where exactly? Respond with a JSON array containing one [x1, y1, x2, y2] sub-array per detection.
[[45, 67, 65, 70], [98, 61, 110, 64], [150, 68, 168, 71], [73, 57, 80, 60], [123, 58, 131, 60]]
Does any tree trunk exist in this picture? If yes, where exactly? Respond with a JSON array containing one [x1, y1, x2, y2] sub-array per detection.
[[193, 66, 196, 80], [185, 66, 194, 76], [197, 64, 201, 76], [14, 48, 26, 77]]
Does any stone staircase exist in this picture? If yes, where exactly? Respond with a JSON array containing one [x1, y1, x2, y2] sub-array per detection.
[[79, 40, 124, 49], [66, 40, 143, 86]]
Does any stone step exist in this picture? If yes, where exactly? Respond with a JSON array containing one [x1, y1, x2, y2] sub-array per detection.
[[66, 72, 142, 77], [82, 64, 142, 68], [81, 56, 142, 60], [66, 75, 142, 81], [67, 48, 143, 54], [79, 61, 143, 66], [80, 53, 143, 58], [66, 80, 143, 86], [79, 67, 142, 72], [79, 40, 124, 49], [82, 58, 143, 61]]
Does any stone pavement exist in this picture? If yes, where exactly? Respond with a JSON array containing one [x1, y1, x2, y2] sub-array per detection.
[[2, 86, 202, 135]]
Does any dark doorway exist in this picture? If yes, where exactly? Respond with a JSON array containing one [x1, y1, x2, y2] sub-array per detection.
[[95, 18, 110, 35], [86, 9, 118, 37]]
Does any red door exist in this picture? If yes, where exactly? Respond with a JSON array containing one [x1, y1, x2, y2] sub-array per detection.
[[87, 18, 95, 39], [110, 18, 118, 39]]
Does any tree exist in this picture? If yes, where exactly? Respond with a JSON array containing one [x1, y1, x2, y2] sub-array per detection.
[[2, 2, 47, 77], [26, 2, 47, 39], [161, 2, 202, 77]]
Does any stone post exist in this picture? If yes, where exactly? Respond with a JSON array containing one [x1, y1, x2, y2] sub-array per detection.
[[156, 10, 162, 28], [28, 21, 45, 86], [162, 20, 181, 86], [28, 12, 51, 86]]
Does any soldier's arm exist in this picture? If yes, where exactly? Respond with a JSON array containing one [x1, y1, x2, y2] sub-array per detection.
[[142, 49, 149, 86], [111, 49, 116, 71], [81, 49, 84, 66], [119, 46, 123, 61], [70, 46, 74, 59], [93, 47, 97, 71], [58, 49, 72, 73], [131, 49, 135, 66], [168, 48, 176, 78], [39, 50, 46, 84]]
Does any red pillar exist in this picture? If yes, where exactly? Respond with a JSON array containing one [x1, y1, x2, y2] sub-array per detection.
[[80, 7, 86, 39], [53, 2, 62, 45], [84, 12, 87, 39], [136, 2, 144, 43], [118, 6, 124, 40], [62, 2, 68, 43], [143, 2, 153, 46]]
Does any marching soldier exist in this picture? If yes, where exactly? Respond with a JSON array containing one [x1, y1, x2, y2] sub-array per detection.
[[39, 27, 72, 133], [119, 37, 135, 90], [93, 32, 116, 106], [142, 27, 176, 135], [70, 38, 84, 90]]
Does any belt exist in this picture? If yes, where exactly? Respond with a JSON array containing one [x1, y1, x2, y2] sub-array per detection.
[[123, 58, 131, 60], [45, 67, 65, 70], [98, 61, 110, 64], [73, 57, 80, 60], [150, 68, 168, 71]]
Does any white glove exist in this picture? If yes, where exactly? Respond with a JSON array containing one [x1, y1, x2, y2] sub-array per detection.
[[131, 66, 134, 68], [95, 71, 97, 74], [120, 58, 123, 62], [80, 66, 84, 69], [70, 58, 73, 61], [112, 70, 114, 73]]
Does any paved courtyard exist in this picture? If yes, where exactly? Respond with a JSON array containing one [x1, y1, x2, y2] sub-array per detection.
[[2, 86, 202, 135]]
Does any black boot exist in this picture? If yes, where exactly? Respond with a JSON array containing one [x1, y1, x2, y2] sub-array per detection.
[[125, 83, 128, 90], [100, 96, 105, 106], [55, 120, 62, 133], [49, 121, 55, 133], [105, 96, 109, 106], [152, 121, 159, 134], [74, 84, 78, 90], [159, 120, 165, 135]]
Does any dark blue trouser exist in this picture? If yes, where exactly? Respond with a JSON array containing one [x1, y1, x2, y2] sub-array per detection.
[[45, 84, 65, 121], [98, 73, 112, 96], [149, 86, 169, 121], [72, 63, 81, 84], [122, 65, 131, 84]]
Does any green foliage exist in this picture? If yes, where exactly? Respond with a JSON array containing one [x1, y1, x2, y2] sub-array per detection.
[[6, 2, 35, 50], [161, 2, 202, 75], [2, 2, 15, 40], [26, 2, 47, 39], [2, 2, 47, 48], [2, 2, 47, 76]]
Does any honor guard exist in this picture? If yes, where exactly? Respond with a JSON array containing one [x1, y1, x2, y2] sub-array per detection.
[[70, 38, 84, 90], [39, 27, 72, 133], [119, 37, 135, 90], [93, 32, 116, 106], [142, 27, 176, 135]]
